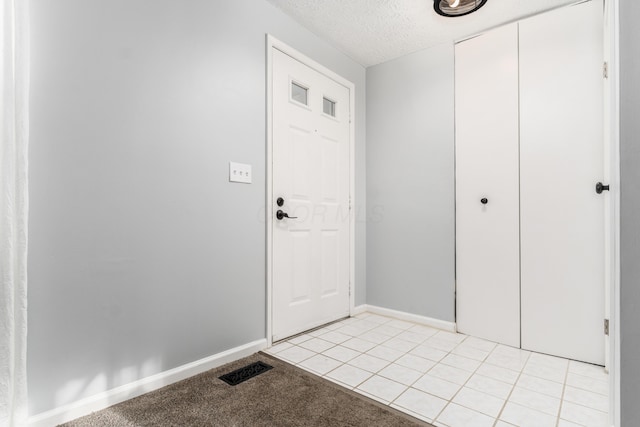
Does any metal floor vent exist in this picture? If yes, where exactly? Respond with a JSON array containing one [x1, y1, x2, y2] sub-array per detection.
[[219, 361, 273, 386]]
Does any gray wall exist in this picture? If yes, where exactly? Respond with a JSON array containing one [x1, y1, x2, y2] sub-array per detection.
[[28, 0, 365, 415], [366, 44, 455, 321], [619, 0, 640, 424]]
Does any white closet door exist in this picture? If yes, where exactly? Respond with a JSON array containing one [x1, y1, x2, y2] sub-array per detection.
[[455, 24, 521, 348], [520, 0, 604, 364]]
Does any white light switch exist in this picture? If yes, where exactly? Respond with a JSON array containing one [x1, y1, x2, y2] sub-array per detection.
[[229, 161, 252, 184]]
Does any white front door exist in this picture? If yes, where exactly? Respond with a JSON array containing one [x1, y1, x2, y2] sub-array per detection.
[[519, 0, 604, 365], [271, 49, 351, 342]]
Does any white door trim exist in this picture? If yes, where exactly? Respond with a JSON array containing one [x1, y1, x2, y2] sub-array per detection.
[[266, 35, 356, 346], [604, 0, 620, 425]]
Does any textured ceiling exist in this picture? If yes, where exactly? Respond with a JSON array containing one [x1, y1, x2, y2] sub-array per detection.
[[266, 0, 580, 67]]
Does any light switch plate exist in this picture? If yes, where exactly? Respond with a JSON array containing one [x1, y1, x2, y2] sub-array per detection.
[[229, 161, 252, 184]]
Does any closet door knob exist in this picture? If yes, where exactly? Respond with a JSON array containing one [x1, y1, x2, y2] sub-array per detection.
[[595, 182, 609, 194], [481, 198, 488, 205]]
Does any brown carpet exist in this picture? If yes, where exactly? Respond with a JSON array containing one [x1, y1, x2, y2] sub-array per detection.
[[61, 352, 433, 427]]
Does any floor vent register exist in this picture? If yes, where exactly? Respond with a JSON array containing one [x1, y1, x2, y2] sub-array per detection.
[[219, 361, 273, 386]]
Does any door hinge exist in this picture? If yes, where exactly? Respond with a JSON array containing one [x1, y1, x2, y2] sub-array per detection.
[[604, 318, 610, 336], [603, 62, 609, 79]]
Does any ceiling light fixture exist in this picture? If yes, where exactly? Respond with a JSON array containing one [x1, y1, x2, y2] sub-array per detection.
[[434, 0, 487, 17]]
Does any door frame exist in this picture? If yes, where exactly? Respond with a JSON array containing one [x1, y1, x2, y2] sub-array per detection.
[[604, 0, 620, 425], [265, 35, 356, 347]]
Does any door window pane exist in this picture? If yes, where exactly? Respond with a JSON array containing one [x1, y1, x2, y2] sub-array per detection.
[[323, 97, 336, 117], [291, 82, 308, 105]]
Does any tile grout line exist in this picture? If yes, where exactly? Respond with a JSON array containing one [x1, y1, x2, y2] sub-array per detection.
[[413, 336, 491, 423], [269, 313, 609, 426], [336, 321, 417, 398], [339, 320, 458, 416], [348, 323, 440, 403], [316, 316, 412, 393], [556, 363, 605, 427], [433, 338, 514, 426], [556, 363, 571, 427], [355, 323, 509, 423], [493, 351, 531, 427], [384, 338, 458, 423]]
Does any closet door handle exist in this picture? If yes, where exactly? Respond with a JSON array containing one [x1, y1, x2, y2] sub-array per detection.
[[595, 182, 609, 194]]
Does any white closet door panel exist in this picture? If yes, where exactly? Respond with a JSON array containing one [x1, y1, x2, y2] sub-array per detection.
[[455, 23, 520, 348], [520, 0, 604, 364]]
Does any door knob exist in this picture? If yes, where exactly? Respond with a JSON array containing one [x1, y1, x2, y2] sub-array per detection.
[[276, 210, 298, 220], [595, 182, 610, 194], [481, 198, 488, 205], [276, 197, 285, 207]]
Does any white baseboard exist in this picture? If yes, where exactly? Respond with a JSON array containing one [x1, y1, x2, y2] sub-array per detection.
[[350, 304, 368, 316], [354, 304, 457, 333], [28, 339, 267, 427]]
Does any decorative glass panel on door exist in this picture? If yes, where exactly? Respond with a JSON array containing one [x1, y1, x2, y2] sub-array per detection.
[[291, 82, 308, 105], [323, 97, 336, 117]]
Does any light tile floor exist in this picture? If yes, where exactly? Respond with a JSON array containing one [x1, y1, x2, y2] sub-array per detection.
[[265, 312, 609, 427]]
